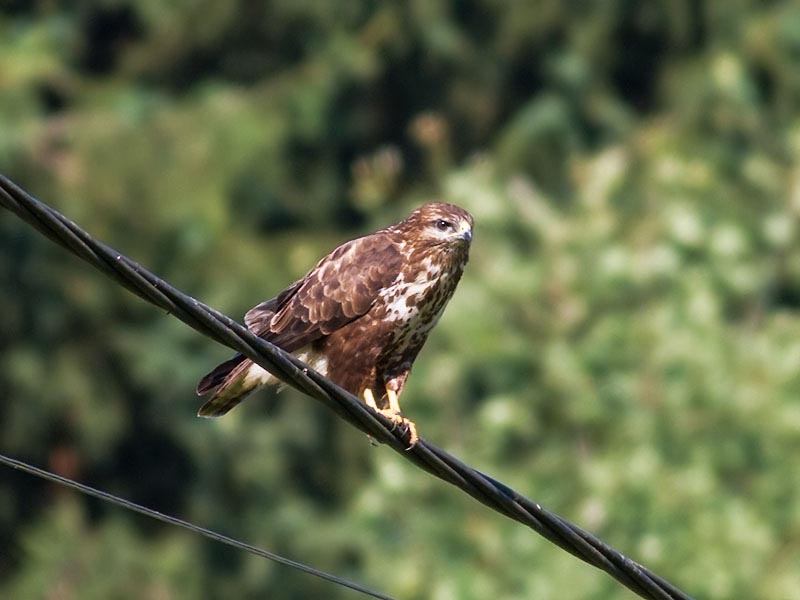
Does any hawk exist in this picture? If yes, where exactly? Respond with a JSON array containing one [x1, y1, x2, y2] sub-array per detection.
[[196, 202, 473, 446]]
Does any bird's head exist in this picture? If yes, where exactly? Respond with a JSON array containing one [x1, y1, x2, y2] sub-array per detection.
[[397, 202, 474, 250]]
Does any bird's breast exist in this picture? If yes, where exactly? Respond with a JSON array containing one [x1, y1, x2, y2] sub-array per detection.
[[379, 263, 443, 324], [376, 259, 462, 352]]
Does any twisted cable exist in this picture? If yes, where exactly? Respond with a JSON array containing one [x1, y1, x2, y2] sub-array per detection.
[[0, 174, 693, 600]]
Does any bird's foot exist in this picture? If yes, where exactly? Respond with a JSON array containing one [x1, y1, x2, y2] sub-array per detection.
[[377, 409, 418, 449]]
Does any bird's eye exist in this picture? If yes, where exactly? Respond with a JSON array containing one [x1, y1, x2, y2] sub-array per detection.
[[435, 219, 452, 231]]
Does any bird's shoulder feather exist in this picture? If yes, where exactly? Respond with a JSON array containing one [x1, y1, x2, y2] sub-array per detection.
[[244, 231, 403, 352]]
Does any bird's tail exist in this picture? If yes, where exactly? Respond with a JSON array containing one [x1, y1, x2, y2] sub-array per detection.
[[196, 355, 274, 417]]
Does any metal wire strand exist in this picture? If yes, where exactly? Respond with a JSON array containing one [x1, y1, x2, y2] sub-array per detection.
[[0, 453, 394, 600], [0, 174, 694, 600]]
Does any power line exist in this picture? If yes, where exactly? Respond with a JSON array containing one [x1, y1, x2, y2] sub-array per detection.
[[0, 452, 394, 600], [0, 174, 694, 600]]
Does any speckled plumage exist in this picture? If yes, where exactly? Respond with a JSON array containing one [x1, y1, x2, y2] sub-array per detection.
[[196, 203, 473, 422]]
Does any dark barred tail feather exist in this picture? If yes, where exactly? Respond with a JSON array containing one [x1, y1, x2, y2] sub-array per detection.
[[196, 354, 246, 394], [196, 355, 257, 418]]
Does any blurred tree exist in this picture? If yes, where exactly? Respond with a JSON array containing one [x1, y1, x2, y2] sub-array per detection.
[[2, 1, 800, 598]]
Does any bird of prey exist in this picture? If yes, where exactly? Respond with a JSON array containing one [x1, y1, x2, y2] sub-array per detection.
[[196, 202, 473, 446]]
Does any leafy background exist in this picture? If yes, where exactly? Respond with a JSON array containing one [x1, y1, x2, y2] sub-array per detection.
[[2, 1, 800, 598]]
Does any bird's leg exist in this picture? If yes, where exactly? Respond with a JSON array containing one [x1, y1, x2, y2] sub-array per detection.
[[363, 388, 379, 411], [383, 387, 418, 449], [386, 388, 402, 415], [362, 387, 418, 448], [364, 387, 400, 430]]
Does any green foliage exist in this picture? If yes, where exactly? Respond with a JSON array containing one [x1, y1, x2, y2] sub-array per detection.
[[3, 1, 800, 598]]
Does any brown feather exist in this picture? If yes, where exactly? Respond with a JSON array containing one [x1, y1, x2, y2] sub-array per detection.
[[196, 354, 246, 395], [197, 358, 257, 417], [261, 235, 403, 350], [196, 202, 473, 418]]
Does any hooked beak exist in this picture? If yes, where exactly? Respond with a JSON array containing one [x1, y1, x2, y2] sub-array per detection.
[[458, 222, 473, 243]]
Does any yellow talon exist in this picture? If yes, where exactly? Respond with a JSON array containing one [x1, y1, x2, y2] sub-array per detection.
[[362, 387, 418, 448], [400, 418, 418, 449]]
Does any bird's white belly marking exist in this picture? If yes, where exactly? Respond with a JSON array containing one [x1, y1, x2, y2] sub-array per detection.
[[244, 348, 329, 387], [380, 264, 442, 324]]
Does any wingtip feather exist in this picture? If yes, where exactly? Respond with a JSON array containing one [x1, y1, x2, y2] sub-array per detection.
[[197, 405, 225, 418], [196, 354, 246, 395]]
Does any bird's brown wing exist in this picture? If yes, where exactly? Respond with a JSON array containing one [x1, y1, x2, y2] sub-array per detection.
[[243, 279, 303, 331], [197, 278, 304, 394], [244, 233, 403, 353]]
